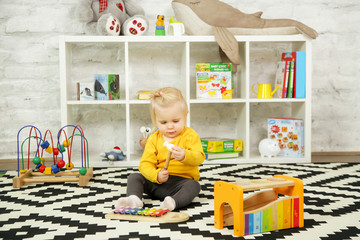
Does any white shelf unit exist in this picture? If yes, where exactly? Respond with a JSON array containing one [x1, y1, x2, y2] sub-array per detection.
[[59, 35, 312, 167]]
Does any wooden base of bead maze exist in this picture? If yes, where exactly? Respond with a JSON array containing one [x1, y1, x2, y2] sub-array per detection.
[[105, 210, 189, 223], [214, 175, 304, 237], [12, 168, 93, 188]]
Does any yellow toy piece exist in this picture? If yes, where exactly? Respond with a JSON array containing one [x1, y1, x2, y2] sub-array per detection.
[[44, 167, 52, 175], [66, 162, 74, 170], [45, 146, 53, 154]]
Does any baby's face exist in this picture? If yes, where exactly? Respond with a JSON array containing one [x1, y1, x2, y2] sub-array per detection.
[[155, 101, 186, 141]]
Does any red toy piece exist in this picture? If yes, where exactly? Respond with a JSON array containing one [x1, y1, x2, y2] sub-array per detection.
[[57, 160, 65, 168], [53, 148, 59, 155]]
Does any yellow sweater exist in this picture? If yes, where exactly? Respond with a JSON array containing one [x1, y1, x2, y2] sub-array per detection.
[[139, 126, 205, 183]]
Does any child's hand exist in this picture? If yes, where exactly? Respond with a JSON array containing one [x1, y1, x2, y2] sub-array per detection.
[[157, 169, 169, 183], [170, 145, 185, 161]]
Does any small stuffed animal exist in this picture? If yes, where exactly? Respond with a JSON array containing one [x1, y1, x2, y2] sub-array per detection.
[[76, 0, 149, 36], [100, 146, 126, 161]]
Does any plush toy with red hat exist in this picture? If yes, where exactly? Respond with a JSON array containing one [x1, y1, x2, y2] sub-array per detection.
[[100, 146, 126, 161]]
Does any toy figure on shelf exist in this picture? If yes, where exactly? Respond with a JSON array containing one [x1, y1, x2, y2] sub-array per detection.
[[100, 146, 126, 161], [139, 126, 152, 149], [155, 15, 166, 35]]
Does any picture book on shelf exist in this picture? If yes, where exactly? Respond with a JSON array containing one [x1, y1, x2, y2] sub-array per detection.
[[294, 51, 306, 98], [94, 74, 120, 100], [196, 63, 233, 99], [77, 82, 95, 101], [267, 118, 304, 158], [108, 74, 120, 100], [287, 60, 295, 98], [274, 61, 286, 98]]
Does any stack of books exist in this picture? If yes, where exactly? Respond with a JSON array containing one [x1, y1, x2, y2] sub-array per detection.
[[201, 137, 242, 160], [274, 51, 306, 99]]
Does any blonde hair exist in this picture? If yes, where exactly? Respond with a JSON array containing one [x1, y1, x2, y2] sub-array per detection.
[[150, 87, 188, 127]]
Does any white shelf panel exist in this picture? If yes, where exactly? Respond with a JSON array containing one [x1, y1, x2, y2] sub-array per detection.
[[67, 100, 126, 105], [60, 35, 312, 166], [189, 98, 246, 104]]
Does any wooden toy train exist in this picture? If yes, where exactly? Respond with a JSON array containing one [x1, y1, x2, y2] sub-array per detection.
[[214, 175, 303, 237]]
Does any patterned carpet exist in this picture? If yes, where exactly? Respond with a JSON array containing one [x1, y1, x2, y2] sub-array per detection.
[[0, 163, 359, 240]]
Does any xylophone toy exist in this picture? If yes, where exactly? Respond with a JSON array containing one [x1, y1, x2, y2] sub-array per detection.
[[105, 207, 189, 223], [13, 125, 93, 188], [214, 175, 303, 237]]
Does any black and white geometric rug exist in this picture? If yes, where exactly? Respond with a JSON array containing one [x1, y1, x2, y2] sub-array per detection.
[[0, 163, 359, 240]]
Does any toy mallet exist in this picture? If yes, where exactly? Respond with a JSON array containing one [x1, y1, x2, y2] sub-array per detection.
[[163, 141, 175, 170]]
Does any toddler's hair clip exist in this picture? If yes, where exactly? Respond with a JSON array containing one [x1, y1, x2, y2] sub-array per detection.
[[159, 91, 163, 97]]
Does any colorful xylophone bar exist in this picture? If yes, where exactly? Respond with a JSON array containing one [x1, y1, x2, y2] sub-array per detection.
[[244, 197, 300, 235], [114, 207, 170, 217]]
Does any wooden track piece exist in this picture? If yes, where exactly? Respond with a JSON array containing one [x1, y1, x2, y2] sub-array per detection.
[[105, 210, 190, 223], [12, 168, 93, 188]]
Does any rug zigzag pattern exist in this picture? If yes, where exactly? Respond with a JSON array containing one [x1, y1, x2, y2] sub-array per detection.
[[0, 163, 360, 240]]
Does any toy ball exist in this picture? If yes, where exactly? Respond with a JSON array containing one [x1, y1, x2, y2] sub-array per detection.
[[57, 160, 65, 168], [258, 138, 281, 158], [66, 162, 74, 170], [79, 167, 87, 176], [53, 148, 59, 155], [32, 157, 41, 165], [58, 145, 65, 153], [63, 140, 70, 147]]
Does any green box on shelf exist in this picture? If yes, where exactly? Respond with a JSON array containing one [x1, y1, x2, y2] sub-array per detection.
[[201, 138, 242, 153]]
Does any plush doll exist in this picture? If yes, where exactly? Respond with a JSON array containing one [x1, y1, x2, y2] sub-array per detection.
[[172, 0, 318, 66], [76, 0, 149, 36], [100, 146, 126, 161]]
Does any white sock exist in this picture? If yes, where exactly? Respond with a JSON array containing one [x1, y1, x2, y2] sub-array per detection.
[[160, 196, 176, 211], [114, 195, 143, 209]]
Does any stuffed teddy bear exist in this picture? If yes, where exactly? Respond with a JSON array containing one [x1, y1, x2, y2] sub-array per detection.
[[76, 0, 149, 36], [100, 146, 126, 161]]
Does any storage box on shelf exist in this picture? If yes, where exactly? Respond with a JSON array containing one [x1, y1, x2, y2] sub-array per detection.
[[59, 35, 311, 166]]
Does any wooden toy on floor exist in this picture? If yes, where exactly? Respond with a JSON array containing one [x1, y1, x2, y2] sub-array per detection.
[[214, 175, 303, 237], [13, 125, 93, 188], [105, 207, 189, 223]]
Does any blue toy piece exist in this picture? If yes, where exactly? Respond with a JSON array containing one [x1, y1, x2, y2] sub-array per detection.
[[100, 146, 126, 161], [51, 164, 60, 174], [40, 140, 50, 149]]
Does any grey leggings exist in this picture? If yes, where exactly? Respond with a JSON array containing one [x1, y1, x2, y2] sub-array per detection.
[[127, 173, 201, 210]]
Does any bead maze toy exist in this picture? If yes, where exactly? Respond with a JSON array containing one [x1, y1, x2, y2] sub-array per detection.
[[214, 175, 303, 237], [105, 207, 189, 223], [13, 125, 93, 188]]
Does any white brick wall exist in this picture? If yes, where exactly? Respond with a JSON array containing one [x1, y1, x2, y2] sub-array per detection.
[[0, 0, 359, 159]]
